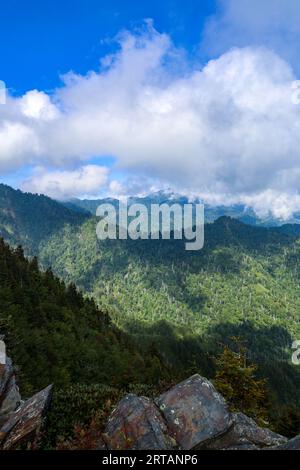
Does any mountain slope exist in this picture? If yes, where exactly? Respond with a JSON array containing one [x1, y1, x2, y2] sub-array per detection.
[[0, 185, 299, 408], [66, 191, 300, 226], [39, 215, 300, 407], [0, 237, 167, 396], [0, 183, 89, 254]]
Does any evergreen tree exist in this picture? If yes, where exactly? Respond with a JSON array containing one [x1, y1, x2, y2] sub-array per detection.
[[213, 338, 269, 424]]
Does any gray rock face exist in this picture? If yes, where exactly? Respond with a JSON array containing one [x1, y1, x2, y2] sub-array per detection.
[[103, 374, 299, 451], [0, 358, 21, 426], [104, 394, 176, 450], [0, 357, 14, 398], [156, 374, 232, 449], [1, 343, 298, 451], [0, 375, 21, 426], [0, 343, 53, 450], [200, 413, 287, 450], [0, 384, 53, 449], [274, 435, 300, 450]]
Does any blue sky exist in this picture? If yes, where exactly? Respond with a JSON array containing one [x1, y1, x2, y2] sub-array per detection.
[[1, 0, 300, 218], [1, 0, 215, 95]]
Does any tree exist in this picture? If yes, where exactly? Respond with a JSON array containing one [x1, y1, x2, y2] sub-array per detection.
[[275, 406, 300, 438], [213, 338, 269, 424]]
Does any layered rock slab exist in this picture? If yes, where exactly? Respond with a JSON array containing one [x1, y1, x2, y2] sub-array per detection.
[[156, 374, 232, 449], [0, 357, 21, 426], [104, 394, 176, 450], [0, 384, 53, 449], [274, 435, 300, 450], [200, 412, 287, 450]]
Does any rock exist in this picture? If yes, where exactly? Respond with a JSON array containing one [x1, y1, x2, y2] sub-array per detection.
[[199, 412, 287, 450], [0, 375, 21, 426], [273, 434, 300, 450], [0, 357, 14, 399], [0, 384, 53, 449], [155, 374, 232, 449], [0, 339, 5, 365], [0, 343, 53, 450], [104, 394, 176, 450], [0, 357, 21, 427]]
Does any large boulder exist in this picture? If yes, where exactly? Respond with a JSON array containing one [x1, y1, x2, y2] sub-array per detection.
[[155, 374, 232, 449], [0, 357, 14, 399], [274, 434, 300, 450], [199, 412, 287, 450], [0, 375, 21, 426], [0, 384, 53, 449], [104, 394, 176, 450], [0, 342, 53, 449], [0, 357, 21, 426]]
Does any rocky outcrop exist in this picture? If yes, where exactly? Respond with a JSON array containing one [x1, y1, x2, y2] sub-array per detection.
[[198, 412, 287, 450], [273, 435, 300, 450], [0, 342, 52, 450], [0, 358, 21, 427], [104, 394, 176, 450], [0, 385, 53, 449], [1, 340, 299, 451], [156, 375, 232, 449], [104, 374, 296, 451]]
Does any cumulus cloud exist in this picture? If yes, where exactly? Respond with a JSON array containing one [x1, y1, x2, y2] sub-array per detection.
[[21, 165, 109, 200], [19, 90, 60, 120], [243, 190, 300, 220], [202, 0, 300, 73], [1, 20, 300, 217]]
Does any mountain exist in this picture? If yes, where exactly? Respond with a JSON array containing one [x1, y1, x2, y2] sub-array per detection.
[[0, 237, 168, 397], [0, 183, 89, 254], [39, 214, 300, 408], [65, 191, 300, 227], [0, 184, 300, 411]]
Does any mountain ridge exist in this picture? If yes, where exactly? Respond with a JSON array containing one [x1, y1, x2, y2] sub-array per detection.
[[0, 183, 89, 254], [63, 190, 300, 227], [0, 184, 300, 412]]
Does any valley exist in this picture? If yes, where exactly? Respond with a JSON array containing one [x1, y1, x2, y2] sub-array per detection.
[[1, 184, 300, 411]]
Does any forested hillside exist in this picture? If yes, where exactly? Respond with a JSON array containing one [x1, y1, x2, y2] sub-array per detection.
[[66, 191, 300, 226], [0, 183, 88, 254], [39, 216, 300, 408], [0, 238, 168, 397], [1, 185, 300, 411]]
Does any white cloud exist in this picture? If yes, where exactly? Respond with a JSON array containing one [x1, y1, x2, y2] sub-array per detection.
[[1, 21, 300, 217], [202, 0, 300, 73], [19, 90, 60, 120], [21, 165, 109, 200], [0, 121, 40, 171], [181, 189, 300, 221], [242, 190, 300, 220]]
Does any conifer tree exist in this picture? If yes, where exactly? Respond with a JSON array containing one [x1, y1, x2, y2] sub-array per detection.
[[214, 338, 269, 424]]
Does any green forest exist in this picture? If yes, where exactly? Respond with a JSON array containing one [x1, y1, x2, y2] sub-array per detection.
[[1, 184, 300, 445], [0, 238, 169, 394], [39, 216, 300, 406]]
